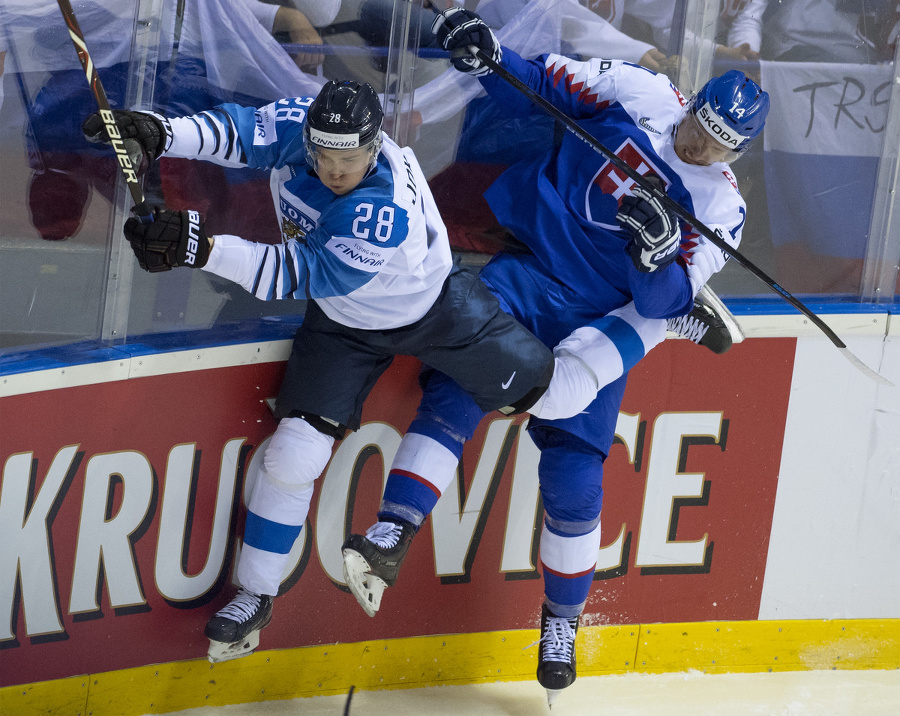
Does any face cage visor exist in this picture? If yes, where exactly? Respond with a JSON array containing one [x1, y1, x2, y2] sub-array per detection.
[[683, 100, 755, 164], [304, 128, 382, 173]]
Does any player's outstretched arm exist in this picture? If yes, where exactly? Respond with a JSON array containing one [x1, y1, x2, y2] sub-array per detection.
[[432, 8, 616, 120]]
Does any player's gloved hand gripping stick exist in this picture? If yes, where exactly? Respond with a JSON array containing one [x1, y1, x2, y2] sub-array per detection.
[[57, 0, 210, 272], [616, 186, 682, 273], [449, 39, 890, 386], [55, 0, 153, 222]]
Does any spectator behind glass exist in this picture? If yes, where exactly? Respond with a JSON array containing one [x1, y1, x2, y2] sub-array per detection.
[[578, 0, 760, 75], [251, 0, 343, 71], [728, 0, 899, 63], [351, 0, 725, 73], [266, 0, 342, 26]]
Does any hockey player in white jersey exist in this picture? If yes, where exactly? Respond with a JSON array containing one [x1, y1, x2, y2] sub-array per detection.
[[83, 79, 555, 662], [341, 8, 769, 705]]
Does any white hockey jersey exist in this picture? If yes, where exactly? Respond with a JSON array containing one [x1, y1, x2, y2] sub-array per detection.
[[162, 99, 453, 330]]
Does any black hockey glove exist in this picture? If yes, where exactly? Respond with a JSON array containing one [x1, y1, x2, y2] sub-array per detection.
[[617, 186, 681, 273], [82, 110, 171, 169], [431, 8, 502, 77], [124, 208, 210, 273]]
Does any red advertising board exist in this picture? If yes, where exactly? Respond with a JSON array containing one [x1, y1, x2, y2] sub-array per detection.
[[0, 338, 795, 686]]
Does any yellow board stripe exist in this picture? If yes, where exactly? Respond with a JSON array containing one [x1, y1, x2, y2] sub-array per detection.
[[3, 619, 898, 716]]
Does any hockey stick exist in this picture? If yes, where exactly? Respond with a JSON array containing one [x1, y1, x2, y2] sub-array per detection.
[[470, 47, 893, 387], [343, 685, 355, 715], [55, 0, 152, 220]]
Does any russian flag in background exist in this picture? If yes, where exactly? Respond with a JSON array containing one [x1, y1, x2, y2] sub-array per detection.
[[761, 61, 892, 259]]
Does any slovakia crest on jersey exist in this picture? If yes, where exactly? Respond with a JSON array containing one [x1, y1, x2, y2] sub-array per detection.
[[585, 138, 670, 229]]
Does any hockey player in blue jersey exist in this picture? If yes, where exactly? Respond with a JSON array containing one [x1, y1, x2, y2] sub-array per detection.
[[83, 78, 670, 663], [340, 8, 770, 704]]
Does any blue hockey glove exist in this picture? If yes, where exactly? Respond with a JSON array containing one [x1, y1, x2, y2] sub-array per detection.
[[617, 186, 681, 273], [431, 8, 502, 77], [124, 208, 210, 273]]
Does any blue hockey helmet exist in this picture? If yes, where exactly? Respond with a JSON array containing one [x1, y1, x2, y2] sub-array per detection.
[[688, 70, 769, 156]]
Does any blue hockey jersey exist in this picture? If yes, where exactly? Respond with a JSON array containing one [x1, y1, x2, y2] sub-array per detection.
[[480, 49, 748, 320], [162, 98, 453, 330]]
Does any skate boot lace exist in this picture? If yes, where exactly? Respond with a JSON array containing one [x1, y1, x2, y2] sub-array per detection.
[[365, 521, 403, 550], [667, 312, 710, 344], [540, 615, 577, 662], [214, 587, 262, 624]]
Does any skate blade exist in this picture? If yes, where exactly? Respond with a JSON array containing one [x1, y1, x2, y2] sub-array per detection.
[[545, 688, 562, 708], [207, 631, 261, 663], [342, 548, 387, 618], [697, 284, 745, 344]]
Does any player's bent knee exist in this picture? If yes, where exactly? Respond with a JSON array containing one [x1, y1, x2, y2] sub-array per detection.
[[525, 352, 597, 420], [263, 417, 336, 491], [499, 358, 555, 416]]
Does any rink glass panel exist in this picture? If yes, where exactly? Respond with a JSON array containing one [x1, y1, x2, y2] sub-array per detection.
[[1, 0, 898, 358]]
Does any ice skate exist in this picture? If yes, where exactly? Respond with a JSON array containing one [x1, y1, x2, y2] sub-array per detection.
[[342, 519, 416, 617], [204, 587, 273, 663], [537, 603, 579, 708], [667, 284, 744, 354]]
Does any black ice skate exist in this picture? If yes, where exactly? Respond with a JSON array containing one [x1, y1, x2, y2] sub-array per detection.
[[341, 519, 416, 617], [537, 603, 580, 708], [666, 284, 744, 354], [204, 587, 273, 663]]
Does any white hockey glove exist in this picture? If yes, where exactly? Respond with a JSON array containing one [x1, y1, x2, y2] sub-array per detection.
[[431, 8, 502, 77], [617, 186, 681, 273]]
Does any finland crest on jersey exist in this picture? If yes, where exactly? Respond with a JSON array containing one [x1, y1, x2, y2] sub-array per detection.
[[279, 193, 319, 241]]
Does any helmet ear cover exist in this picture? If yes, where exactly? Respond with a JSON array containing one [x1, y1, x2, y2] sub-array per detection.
[[688, 70, 770, 157], [304, 80, 384, 171]]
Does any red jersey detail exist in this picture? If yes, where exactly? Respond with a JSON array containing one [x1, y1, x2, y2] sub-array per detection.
[[723, 170, 738, 191], [681, 234, 700, 264], [552, 64, 567, 88]]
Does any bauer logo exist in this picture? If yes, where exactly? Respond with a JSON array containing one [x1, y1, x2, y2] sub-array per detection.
[[99, 109, 139, 184], [653, 241, 679, 263], [309, 127, 360, 149], [184, 210, 201, 265], [697, 103, 747, 149]]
